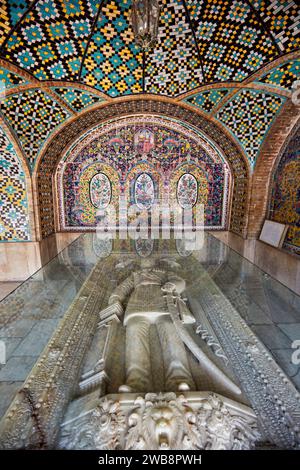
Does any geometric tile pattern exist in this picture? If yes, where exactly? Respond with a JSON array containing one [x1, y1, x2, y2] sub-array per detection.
[[249, 0, 300, 53], [81, 0, 143, 96], [217, 89, 285, 168], [0, 66, 29, 91], [0, 125, 30, 241], [270, 128, 300, 255], [186, 0, 278, 82], [184, 89, 229, 113], [0, 89, 70, 169], [0, 1, 299, 96], [2, 0, 100, 80], [51, 87, 104, 112], [257, 59, 300, 92], [145, 0, 203, 96], [0, 0, 33, 46]]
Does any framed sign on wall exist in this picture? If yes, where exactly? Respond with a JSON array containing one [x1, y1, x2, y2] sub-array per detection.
[[259, 220, 288, 248]]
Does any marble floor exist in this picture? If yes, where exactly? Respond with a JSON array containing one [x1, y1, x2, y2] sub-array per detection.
[[0, 283, 22, 301]]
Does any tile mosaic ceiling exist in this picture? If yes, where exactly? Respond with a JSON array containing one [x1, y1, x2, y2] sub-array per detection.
[[51, 87, 104, 112], [0, 0, 298, 98], [0, 66, 29, 90], [184, 89, 229, 113], [0, 1, 298, 175], [257, 59, 300, 92]]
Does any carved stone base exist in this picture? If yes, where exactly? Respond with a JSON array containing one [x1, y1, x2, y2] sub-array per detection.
[[59, 392, 260, 450]]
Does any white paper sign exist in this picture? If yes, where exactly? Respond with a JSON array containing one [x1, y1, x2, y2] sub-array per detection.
[[259, 220, 288, 248]]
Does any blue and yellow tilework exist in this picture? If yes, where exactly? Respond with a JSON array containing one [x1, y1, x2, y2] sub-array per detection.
[[0, 125, 30, 241], [0, 66, 29, 90], [145, 0, 203, 96], [250, 0, 300, 53], [257, 59, 300, 92], [2, 0, 100, 80], [0, 88, 70, 168], [217, 89, 285, 168], [186, 0, 278, 82], [184, 89, 229, 113], [81, 0, 143, 96], [52, 87, 104, 112]]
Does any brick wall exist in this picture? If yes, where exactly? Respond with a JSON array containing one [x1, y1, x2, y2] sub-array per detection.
[[247, 100, 300, 239]]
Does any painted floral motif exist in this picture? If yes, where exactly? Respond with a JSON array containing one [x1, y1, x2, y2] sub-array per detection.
[[89, 173, 111, 209], [135, 238, 154, 258], [92, 235, 113, 259], [65, 163, 119, 227], [61, 123, 228, 229], [134, 173, 155, 210], [177, 173, 198, 208], [270, 129, 300, 255], [170, 164, 213, 225]]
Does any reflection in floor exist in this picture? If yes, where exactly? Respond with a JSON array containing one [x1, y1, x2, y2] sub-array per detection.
[[0, 234, 299, 449], [0, 283, 22, 301]]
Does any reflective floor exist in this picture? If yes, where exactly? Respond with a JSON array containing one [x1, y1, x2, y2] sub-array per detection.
[[0, 232, 299, 420]]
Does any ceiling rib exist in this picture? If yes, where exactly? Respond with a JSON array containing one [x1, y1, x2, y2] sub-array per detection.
[[181, 0, 206, 83], [78, 0, 107, 81], [245, 0, 282, 55], [0, 0, 40, 54]]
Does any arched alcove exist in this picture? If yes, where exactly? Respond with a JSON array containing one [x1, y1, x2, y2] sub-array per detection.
[[35, 99, 250, 239], [55, 115, 232, 232]]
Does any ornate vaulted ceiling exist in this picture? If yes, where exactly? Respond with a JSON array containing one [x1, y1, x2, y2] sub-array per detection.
[[0, 0, 299, 96], [0, 0, 299, 173]]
